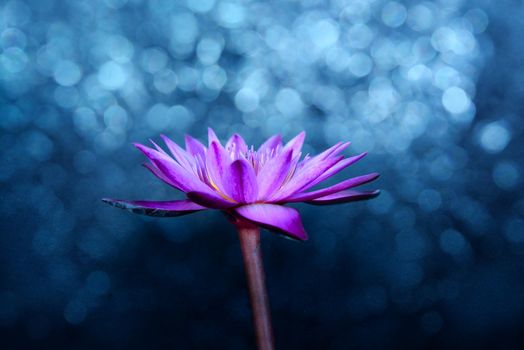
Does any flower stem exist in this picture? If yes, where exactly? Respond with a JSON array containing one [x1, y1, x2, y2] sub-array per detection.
[[236, 222, 275, 350]]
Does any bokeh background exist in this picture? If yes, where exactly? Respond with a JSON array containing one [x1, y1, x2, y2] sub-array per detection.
[[1, 0, 523, 349]]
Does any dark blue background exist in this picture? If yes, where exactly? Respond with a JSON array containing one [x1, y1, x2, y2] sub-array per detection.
[[1, 0, 523, 349]]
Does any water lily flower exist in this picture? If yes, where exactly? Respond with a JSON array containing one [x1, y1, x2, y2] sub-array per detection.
[[103, 128, 380, 241], [103, 128, 379, 350]]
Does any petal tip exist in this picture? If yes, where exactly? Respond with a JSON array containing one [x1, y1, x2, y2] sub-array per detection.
[[159, 133, 171, 142], [133, 143, 152, 155], [292, 228, 309, 241], [101, 198, 121, 208], [208, 127, 219, 142], [279, 230, 309, 242]]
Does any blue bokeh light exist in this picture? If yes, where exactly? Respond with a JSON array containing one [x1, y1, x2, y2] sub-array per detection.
[[0, 0, 523, 349]]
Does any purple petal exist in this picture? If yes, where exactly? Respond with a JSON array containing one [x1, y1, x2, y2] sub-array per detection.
[[328, 141, 351, 157], [102, 198, 206, 217], [186, 191, 237, 209], [143, 163, 181, 190], [149, 139, 169, 156], [271, 156, 343, 201], [299, 152, 368, 192], [306, 189, 380, 205], [234, 204, 308, 241], [223, 159, 258, 203], [286, 172, 380, 202], [205, 141, 231, 192], [160, 134, 194, 170], [258, 134, 282, 153], [314, 141, 351, 161], [135, 143, 211, 194], [225, 133, 248, 158], [292, 142, 349, 176], [282, 131, 306, 157], [256, 148, 293, 200], [185, 134, 207, 157]]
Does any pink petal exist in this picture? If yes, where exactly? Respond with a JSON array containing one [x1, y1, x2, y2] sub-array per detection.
[[102, 198, 206, 217], [234, 204, 308, 241], [306, 189, 380, 205], [286, 172, 380, 202], [223, 159, 258, 203], [256, 148, 293, 200]]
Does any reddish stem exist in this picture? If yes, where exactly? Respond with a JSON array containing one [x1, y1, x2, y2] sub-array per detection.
[[236, 222, 275, 350]]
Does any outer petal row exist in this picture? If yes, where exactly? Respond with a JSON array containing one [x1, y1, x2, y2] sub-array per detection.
[[286, 172, 380, 202], [102, 199, 206, 217], [306, 189, 380, 205], [102, 199, 308, 241]]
